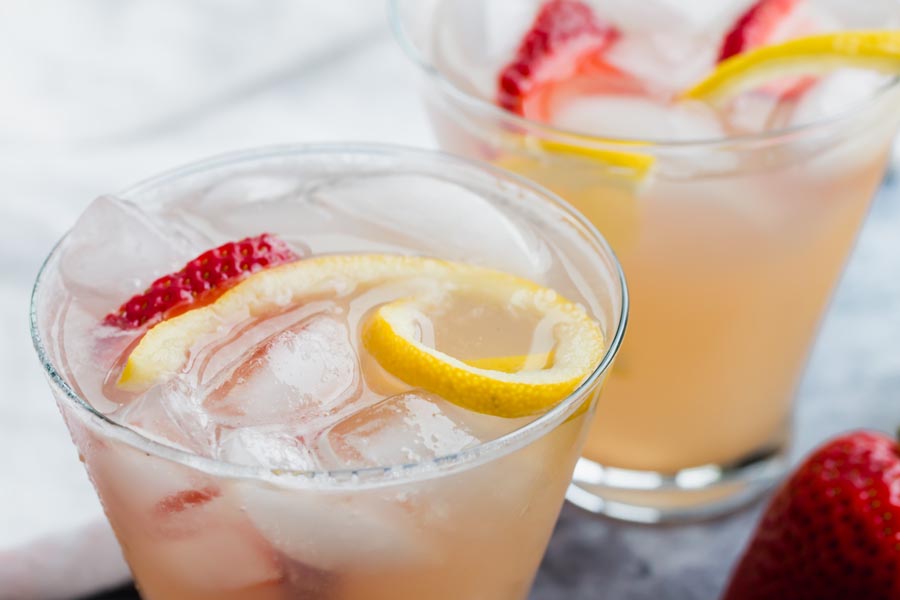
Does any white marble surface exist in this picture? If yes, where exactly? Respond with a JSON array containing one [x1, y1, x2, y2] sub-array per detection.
[[0, 3, 898, 599]]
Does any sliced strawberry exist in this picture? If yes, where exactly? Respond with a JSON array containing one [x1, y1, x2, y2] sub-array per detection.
[[719, 0, 803, 62], [154, 486, 221, 516], [104, 233, 299, 329], [723, 431, 900, 600], [497, 0, 619, 117], [520, 54, 645, 122], [718, 0, 816, 100]]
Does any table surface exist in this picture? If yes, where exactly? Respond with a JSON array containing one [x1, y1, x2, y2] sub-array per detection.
[[2, 4, 899, 599]]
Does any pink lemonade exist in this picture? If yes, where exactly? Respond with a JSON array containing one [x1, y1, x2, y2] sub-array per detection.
[[392, 0, 900, 519], [31, 146, 626, 599]]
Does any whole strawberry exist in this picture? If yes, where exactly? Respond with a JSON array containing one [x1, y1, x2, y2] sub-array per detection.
[[723, 431, 900, 600]]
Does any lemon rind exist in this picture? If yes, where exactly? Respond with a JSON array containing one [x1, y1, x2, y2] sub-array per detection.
[[683, 31, 900, 104], [364, 300, 604, 418]]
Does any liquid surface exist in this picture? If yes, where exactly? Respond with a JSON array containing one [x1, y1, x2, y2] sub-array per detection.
[[36, 153, 622, 599], [51, 168, 608, 474], [432, 0, 899, 139]]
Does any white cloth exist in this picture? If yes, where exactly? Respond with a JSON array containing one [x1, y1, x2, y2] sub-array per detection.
[[0, 522, 128, 600], [0, 2, 429, 598]]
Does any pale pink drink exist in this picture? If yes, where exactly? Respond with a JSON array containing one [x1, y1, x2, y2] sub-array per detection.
[[31, 145, 626, 599], [391, 0, 900, 520]]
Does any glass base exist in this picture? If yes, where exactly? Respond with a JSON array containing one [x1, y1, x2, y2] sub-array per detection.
[[566, 444, 789, 523]]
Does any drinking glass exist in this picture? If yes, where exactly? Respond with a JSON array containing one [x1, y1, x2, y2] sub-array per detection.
[[390, 0, 900, 521], [31, 144, 627, 599]]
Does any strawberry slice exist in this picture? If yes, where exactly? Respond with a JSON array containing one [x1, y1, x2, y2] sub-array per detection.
[[719, 0, 803, 62], [723, 431, 900, 600], [718, 0, 816, 99], [520, 54, 644, 122], [104, 233, 299, 329], [154, 486, 222, 516], [497, 0, 619, 117]]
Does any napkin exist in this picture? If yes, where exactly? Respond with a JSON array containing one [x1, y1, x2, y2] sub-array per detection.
[[0, 522, 128, 600]]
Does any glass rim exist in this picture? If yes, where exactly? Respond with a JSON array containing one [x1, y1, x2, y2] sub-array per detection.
[[30, 142, 629, 490], [387, 0, 900, 149]]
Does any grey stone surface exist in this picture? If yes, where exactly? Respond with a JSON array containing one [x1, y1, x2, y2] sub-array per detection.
[[531, 174, 900, 599]]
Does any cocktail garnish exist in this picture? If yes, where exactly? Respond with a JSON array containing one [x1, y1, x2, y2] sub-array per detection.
[[684, 31, 900, 105], [104, 233, 299, 329]]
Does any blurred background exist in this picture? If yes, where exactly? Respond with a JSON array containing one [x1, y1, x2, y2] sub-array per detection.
[[1, 2, 899, 599]]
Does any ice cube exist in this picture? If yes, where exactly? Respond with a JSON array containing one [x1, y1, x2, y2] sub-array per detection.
[[85, 437, 219, 540], [204, 316, 360, 428], [133, 516, 284, 594], [318, 392, 480, 470], [60, 195, 207, 316], [604, 32, 719, 93], [218, 426, 319, 472], [84, 430, 282, 591], [111, 472, 284, 592], [482, 0, 538, 60], [785, 70, 898, 176], [723, 89, 795, 134], [552, 95, 724, 141], [436, 0, 535, 62], [432, 0, 536, 100], [314, 174, 552, 278], [586, 0, 751, 33], [446, 407, 535, 445], [196, 172, 304, 208], [813, 0, 900, 29], [788, 69, 892, 128], [115, 377, 216, 456], [235, 480, 432, 571], [47, 294, 130, 415], [160, 170, 320, 245]]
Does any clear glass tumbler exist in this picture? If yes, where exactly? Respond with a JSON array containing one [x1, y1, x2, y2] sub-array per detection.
[[390, 0, 900, 521], [31, 144, 627, 599]]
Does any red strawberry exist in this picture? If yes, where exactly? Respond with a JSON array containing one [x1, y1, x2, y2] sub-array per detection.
[[519, 54, 644, 122], [104, 233, 299, 329], [497, 0, 619, 116], [718, 0, 816, 99], [723, 431, 900, 600], [718, 0, 802, 62], [154, 486, 221, 516]]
